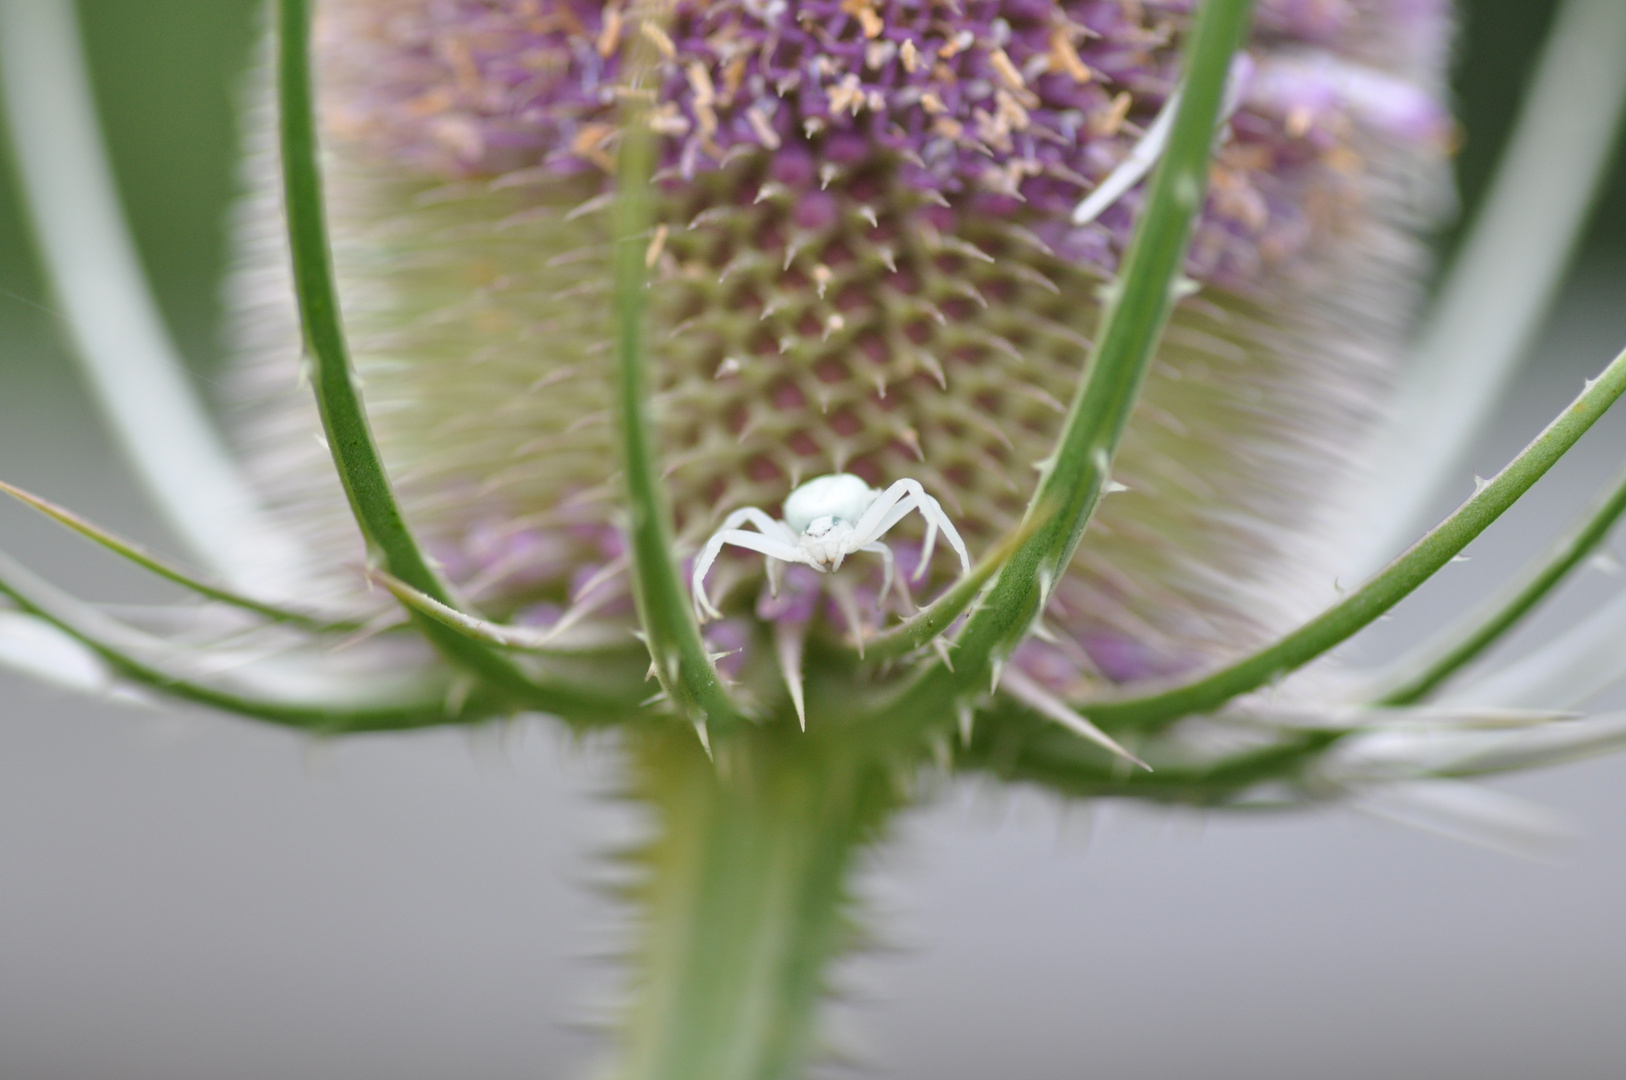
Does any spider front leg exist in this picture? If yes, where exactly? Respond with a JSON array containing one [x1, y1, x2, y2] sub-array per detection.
[[859, 542, 895, 610], [910, 491, 969, 580], [691, 510, 802, 621], [852, 480, 970, 582]]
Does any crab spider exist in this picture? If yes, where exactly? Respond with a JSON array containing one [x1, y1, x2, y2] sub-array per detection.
[[691, 474, 971, 622]]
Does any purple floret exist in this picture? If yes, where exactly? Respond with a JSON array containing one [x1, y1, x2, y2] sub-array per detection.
[[327, 0, 1450, 291]]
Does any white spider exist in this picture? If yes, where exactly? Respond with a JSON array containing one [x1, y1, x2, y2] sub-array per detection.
[[691, 474, 971, 621]]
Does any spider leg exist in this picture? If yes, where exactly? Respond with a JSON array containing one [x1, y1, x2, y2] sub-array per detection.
[[691, 514, 803, 621], [859, 481, 941, 582], [915, 492, 970, 577], [860, 542, 894, 610], [849, 479, 915, 541], [719, 508, 799, 599], [849, 479, 969, 583]]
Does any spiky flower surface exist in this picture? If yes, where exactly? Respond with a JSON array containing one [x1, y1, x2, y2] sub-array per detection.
[[227, 0, 1451, 694]]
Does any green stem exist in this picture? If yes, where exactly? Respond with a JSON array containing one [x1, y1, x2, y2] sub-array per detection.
[[1080, 343, 1626, 730], [277, 0, 615, 713], [611, 40, 741, 727], [0, 480, 358, 631], [277, 0, 445, 604], [0, 549, 478, 732], [1375, 458, 1626, 705], [619, 726, 900, 1080], [886, 0, 1254, 725]]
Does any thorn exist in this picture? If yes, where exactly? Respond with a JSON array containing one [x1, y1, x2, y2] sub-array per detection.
[[445, 675, 474, 716], [645, 661, 659, 681], [775, 621, 807, 730], [957, 701, 975, 747], [693, 720, 713, 759], [1449, 554, 1471, 564], [932, 636, 955, 672], [916, 351, 947, 388], [1473, 474, 1491, 494], [1590, 550, 1623, 576], [989, 654, 1006, 694], [1001, 668, 1151, 772], [1103, 479, 1130, 494], [565, 191, 617, 220], [641, 690, 669, 707], [644, 224, 669, 268], [1036, 566, 1055, 608], [1170, 275, 1201, 301]]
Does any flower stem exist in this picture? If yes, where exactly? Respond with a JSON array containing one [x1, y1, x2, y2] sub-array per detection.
[[611, 31, 742, 728], [886, 0, 1255, 727], [1374, 459, 1626, 705], [1082, 342, 1626, 730], [277, 0, 621, 716], [619, 726, 900, 1080]]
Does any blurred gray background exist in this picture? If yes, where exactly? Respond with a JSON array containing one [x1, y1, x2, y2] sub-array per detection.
[[3, 1, 1626, 1077]]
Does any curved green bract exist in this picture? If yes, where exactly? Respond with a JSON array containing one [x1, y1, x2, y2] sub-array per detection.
[[1375, 458, 1626, 705], [0, 549, 475, 732], [611, 40, 743, 728], [277, 0, 626, 716], [1080, 343, 1626, 731], [961, 698, 1341, 805], [884, 0, 1256, 729], [0, 479, 358, 632], [277, 0, 442, 603]]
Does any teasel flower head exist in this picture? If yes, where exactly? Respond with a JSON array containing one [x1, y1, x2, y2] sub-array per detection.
[[226, 0, 1455, 700]]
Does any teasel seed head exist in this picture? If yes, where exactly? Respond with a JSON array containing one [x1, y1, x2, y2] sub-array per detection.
[[224, 0, 1454, 698]]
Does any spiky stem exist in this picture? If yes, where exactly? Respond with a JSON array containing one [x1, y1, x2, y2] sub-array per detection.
[[611, 30, 743, 728], [880, 0, 1255, 733], [1083, 341, 1626, 730], [278, 0, 637, 719], [1374, 458, 1626, 705], [619, 725, 903, 1080]]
